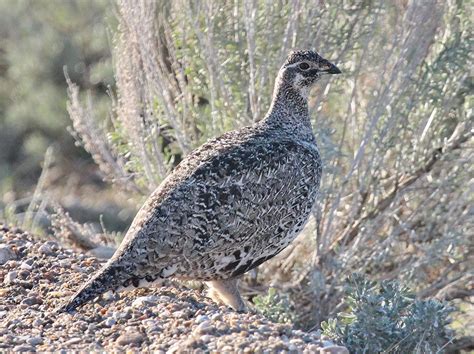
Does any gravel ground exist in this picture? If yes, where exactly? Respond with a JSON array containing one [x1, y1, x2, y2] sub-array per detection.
[[0, 224, 348, 353]]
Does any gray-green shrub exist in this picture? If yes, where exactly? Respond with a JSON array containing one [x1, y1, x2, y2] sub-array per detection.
[[321, 275, 454, 353]]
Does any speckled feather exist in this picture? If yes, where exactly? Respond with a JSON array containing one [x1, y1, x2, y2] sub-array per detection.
[[60, 50, 340, 312]]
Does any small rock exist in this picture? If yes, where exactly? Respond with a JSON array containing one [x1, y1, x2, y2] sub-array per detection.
[[116, 332, 144, 346], [200, 335, 212, 343], [38, 242, 53, 256], [111, 311, 125, 320], [216, 322, 229, 332], [48, 291, 67, 298], [195, 314, 209, 323], [38, 242, 56, 256], [102, 291, 117, 301], [131, 295, 159, 308], [0, 245, 15, 265], [260, 325, 271, 332], [4, 271, 17, 285], [172, 310, 186, 318], [26, 336, 43, 346], [322, 340, 334, 347], [58, 259, 71, 267], [21, 296, 43, 306], [319, 345, 349, 354], [290, 338, 304, 345], [13, 345, 35, 352], [70, 264, 85, 273], [18, 270, 30, 279], [306, 344, 322, 352], [158, 295, 171, 302], [17, 280, 33, 290], [63, 337, 82, 346], [288, 344, 297, 351], [104, 317, 116, 327], [20, 262, 32, 270], [32, 319, 43, 327], [210, 313, 222, 321], [195, 320, 213, 334]]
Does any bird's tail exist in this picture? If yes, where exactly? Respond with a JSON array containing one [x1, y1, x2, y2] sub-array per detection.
[[57, 261, 130, 313]]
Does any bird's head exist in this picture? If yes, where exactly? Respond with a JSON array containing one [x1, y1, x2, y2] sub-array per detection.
[[277, 50, 341, 97]]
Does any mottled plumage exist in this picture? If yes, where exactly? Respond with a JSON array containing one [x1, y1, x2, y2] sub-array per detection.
[[59, 50, 341, 312]]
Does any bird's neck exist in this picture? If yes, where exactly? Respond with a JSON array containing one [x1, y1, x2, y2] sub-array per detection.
[[263, 81, 313, 135]]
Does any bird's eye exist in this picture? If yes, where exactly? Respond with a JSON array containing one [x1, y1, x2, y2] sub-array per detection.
[[299, 62, 310, 70]]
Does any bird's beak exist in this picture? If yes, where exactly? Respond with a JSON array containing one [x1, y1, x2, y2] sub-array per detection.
[[323, 62, 341, 75]]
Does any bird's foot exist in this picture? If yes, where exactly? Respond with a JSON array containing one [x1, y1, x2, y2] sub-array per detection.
[[206, 278, 248, 312]]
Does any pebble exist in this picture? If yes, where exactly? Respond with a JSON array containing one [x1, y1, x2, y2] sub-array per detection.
[[0, 225, 347, 353], [21, 296, 43, 306], [20, 262, 32, 270], [210, 313, 222, 321], [260, 325, 271, 332], [322, 340, 335, 347], [63, 337, 82, 346], [131, 295, 159, 308], [32, 319, 43, 327], [26, 336, 43, 346], [216, 322, 229, 332], [200, 334, 212, 343], [195, 320, 213, 334], [18, 270, 30, 279], [38, 242, 55, 256], [288, 343, 297, 351], [307, 344, 322, 352], [195, 314, 209, 323], [13, 345, 35, 352], [0, 245, 16, 265], [104, 317, 116, 327], [58, 259, 71, 267], [71, 264, 85, 273], [116, 332, 144, 346], [319, 345, 350, 354], [4, 271, 17, 285], [102, 290, 117, 301]]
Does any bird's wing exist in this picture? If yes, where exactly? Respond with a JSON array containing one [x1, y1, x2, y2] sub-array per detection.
[[113, 136, 322, 280]]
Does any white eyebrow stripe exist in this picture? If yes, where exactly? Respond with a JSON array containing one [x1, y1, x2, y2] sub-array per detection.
[[286, 62, 315, 69]]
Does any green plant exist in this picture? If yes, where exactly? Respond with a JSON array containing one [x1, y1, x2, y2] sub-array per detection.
[[253, 287, 295, 324], [321, 275, 454, 353]]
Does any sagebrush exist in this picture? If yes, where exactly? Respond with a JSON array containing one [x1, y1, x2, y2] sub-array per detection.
[[321, 275, 454, 353]]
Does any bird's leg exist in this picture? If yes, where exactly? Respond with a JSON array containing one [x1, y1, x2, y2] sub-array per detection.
[[206, 278, 247, 312]]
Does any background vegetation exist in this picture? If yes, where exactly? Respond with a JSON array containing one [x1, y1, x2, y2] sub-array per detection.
[[0, 0, 472, 351]]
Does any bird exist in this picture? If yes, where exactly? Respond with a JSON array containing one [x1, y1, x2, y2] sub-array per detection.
[[59, 49, 341, 313]]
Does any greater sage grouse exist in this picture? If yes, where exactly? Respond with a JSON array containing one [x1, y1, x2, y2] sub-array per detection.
[[60, 50, 341, 313]]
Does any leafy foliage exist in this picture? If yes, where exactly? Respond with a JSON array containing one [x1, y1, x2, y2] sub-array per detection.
[[253, 288, 295, 324], [321, 275, 454, 353]]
